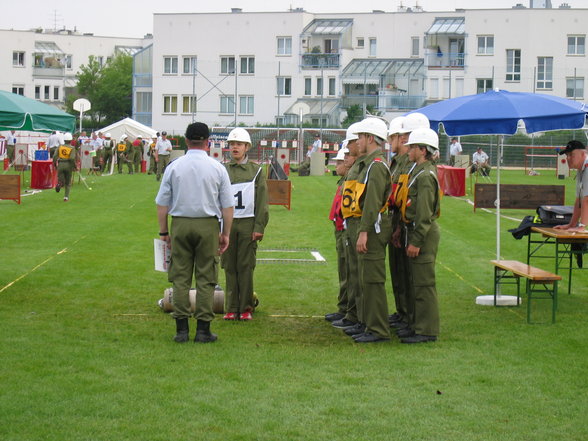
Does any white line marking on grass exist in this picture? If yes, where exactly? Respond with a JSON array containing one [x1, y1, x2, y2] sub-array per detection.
[[459, 197, 523, 223], [310, 251, 326, 261]]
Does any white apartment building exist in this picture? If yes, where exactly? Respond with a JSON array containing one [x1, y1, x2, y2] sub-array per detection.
[[137, 5, 588, 132], [1, 28, 147, 108]]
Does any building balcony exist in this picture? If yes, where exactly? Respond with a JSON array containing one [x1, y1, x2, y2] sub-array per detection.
[[378, 93, 427, 111], [33, 66, 65, 78], [340, 95, 378, 109], [300, 53, 340, 70], [424, 50, 465, 69]]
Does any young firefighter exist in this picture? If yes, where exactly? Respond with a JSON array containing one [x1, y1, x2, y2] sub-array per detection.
[[117, 134, 133, 174], [52, 132, 79, 202], [222, 128, 269, 321], [102, 133, 114, 173], [388, 112, 430, 341], [401, 127, 442, 344], [339, 118, 392, 343], [331, 122, 364, 334], [325, 143, 356, 323]]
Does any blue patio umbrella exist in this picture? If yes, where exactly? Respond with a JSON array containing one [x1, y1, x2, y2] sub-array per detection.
[[408, 89, 587, 304], [410, 89, 586, 136]]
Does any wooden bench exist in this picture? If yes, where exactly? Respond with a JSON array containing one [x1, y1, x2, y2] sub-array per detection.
[[475, 184, 565, 211], [491, 260, 561, 323]]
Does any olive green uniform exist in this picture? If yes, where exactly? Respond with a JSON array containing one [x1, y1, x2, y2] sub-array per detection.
[[332, 177, 348, 315], [117, 141, 133, 174], [221, 160, 269, 314], [148, 142, 157, 174], [52, 144, 78, 199], [132, 141, 143, 173], [389, 152, 413, 324], [341, 160, 363, 325], [102, 139, 114, 172], [355, 150, 392, 339], [404, 161, 441, 337]]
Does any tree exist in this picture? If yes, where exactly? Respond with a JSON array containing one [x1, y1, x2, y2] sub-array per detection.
[[67, 54, 133, 127], [342, 104, 379, 127]]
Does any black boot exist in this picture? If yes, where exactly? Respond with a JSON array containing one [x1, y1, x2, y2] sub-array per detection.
[[173, 318, 189, 343], [195, 319, 217, 343]]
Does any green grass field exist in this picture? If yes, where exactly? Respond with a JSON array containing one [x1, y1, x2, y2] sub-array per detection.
[[1, 167, 587, 441]]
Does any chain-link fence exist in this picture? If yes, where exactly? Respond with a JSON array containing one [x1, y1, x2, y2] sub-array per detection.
[[438, 129, 587, 169]]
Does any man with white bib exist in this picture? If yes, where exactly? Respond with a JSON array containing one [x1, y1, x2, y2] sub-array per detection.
[[221, 128, 269, 321]]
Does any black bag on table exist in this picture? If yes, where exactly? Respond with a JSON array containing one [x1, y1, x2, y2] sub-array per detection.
[[536, 205, 573, 225]]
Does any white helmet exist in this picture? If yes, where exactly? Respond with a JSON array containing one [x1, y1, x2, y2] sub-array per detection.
[[343, 122, 361, 143], [63, 132, 73, 141], [400, 112, 430, 133], [105, 133, 111, 138], [388, 116, 407, 136], [405, 127, 439, 150], [227, 127, 251, 144], [334, 146, 349, 161], [121, 134, 128, 140], [352, 117, 388, 141]]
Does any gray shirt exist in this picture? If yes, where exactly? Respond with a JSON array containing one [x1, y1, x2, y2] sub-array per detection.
[[576, 157, 588, 199], [155, 149, 233, 218]]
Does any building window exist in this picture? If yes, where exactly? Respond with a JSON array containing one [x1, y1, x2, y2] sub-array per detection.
[[12, 51, 25, 67], [44, 86, 50, 100], [182, 95, 197, 114], [12, 86, 24, 96], [277, 37, 292, 56], [182, 56, 197, 74], [163, 56, 178, 74], [97, 56, 104, 67], [304, 78, 312, 96], [328, 77, 336, 96], [53, 86, 59, 100], [411, 37, 420, 57], [566, 77, 584, 99], [357, 38, 364, 48], [277, 77, 291, 96], [239, 96, 254, 114], [536, 56, 553, 89], [477, 35, 494, 55], [369, 38, 377, 57], [136, 92, 152, 113], [220, 96, 235, 114], [64, 54, 72, 69], [317, 77, 323, 96], [476, 79, 493, 94], [163, 95, 178, 113], [567, 35, 585, 55], [506, 49, 521, 82], [221, 56, 236, 74], [240, 56, 255, 74], [35, 86, 40, 99]]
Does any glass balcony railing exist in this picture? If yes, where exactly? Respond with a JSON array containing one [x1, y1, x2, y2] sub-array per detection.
[[33, 66, 65, 78], [300, 53, 340, 69], [425, 50, 465, 68]]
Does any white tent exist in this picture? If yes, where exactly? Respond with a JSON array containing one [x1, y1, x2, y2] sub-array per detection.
[[98, 118, 157, 142]]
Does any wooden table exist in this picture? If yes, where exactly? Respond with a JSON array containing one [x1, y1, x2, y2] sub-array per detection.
[[527, 227, 588, 294]]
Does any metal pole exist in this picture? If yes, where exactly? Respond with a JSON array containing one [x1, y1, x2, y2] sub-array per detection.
[[363, 64, 367, 118], [233, 64, 238, 128], [574, 67, 577, 100], [277, 61, 281, 142], [191, 60, 196, 123], [320, 67, 324, 139]]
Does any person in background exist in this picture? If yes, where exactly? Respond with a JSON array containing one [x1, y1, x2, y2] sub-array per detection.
[[53, 132, 79, 202], [449, 137, 462, 166], [221, 128, 269, 321], [148, 136, 158, 175], [89, 132, 103, 171], [155, 131, 172, 181], [132, 136, 143, 173], [47, 131, 61, 159], [156, 122, 234, 343], [6, 130, 17, 164], [471, 146, 491, 176], [117, 134, 133, 174], [102, 133, 114, 173]]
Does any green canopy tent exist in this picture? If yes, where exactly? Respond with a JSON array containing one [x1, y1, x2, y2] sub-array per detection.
[[0, 90, 75, 133]]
